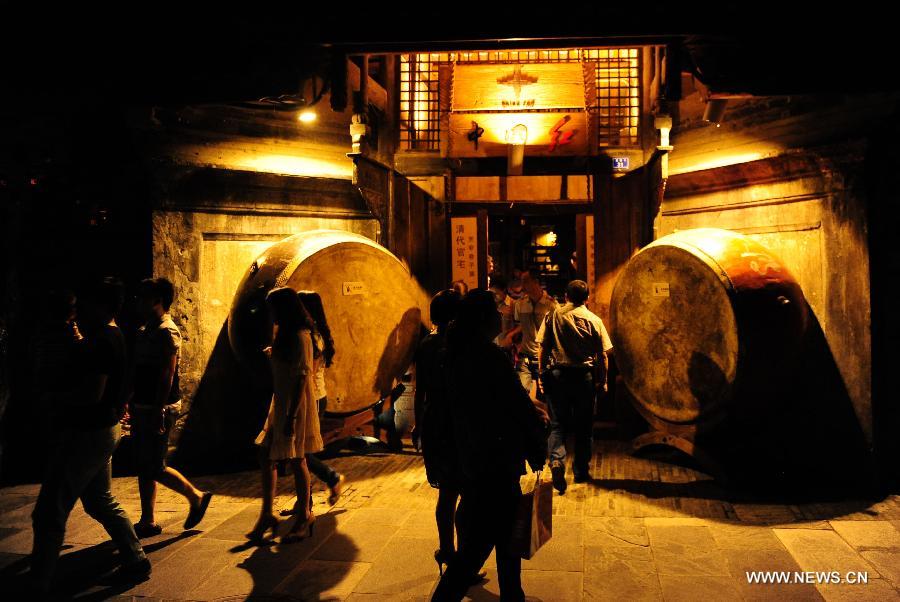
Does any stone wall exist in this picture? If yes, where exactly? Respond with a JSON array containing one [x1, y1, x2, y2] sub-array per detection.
[[152, 209, 378, 416]]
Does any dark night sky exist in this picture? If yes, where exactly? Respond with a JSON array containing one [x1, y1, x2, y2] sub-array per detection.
[[3, 1, 895, 105]]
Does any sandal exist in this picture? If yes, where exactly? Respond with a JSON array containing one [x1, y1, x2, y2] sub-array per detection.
[[133, 522, 163, 538]]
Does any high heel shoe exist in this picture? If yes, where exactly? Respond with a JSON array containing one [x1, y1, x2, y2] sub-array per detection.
[[328, 474, 346, 506], [434, 549, 488, 583], [282, 513, 316, 543], [279, 503, 302, 517], [245, 514, 279, 543], [434, 549, 454, 577]]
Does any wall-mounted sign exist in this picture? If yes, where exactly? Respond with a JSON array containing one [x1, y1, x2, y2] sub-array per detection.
[[613, 157, 630, 170], [585, 215, 596, 289], [450, 217, 479, 291], [452, 63, 586, 112], [652, 282, 670, 297], [449, 61, 588, 159], [449, 112, 587, 158], [342, 282, 367, 296]]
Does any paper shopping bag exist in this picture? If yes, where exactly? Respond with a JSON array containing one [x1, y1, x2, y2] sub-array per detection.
[[510, 469, 553, 559]]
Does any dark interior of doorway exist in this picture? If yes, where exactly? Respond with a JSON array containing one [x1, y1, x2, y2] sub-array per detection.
[[489, 213, 576, 300]]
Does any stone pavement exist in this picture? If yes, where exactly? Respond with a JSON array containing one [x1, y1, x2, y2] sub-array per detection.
[[1, 439, 900, 601]]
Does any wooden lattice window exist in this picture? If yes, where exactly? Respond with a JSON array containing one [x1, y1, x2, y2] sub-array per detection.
[[586, 48, 641, 147], [399, 48, 642, 151], [400, 54, 442, 151]]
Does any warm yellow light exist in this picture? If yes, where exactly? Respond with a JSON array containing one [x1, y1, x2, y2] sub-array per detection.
[[536, 230, 558, 246], [298, 109, 317, 123], [673, 152, 767, 175], [506, 124, 528, 146], [239, 154, 352, 178]]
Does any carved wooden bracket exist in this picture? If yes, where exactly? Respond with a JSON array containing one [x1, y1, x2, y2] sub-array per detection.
[[351, 155, 390, 224], [358, 186, 387, 222]]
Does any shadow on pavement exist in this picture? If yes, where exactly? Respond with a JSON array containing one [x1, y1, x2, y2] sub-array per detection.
[[0, 531, 195, 600], [235, 510, 358, 599]]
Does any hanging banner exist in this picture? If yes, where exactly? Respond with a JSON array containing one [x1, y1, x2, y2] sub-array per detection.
[[450, 217, 479, 291], [585, 214, 596, 291]]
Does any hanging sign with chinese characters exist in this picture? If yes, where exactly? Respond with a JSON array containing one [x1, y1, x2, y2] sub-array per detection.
[[449, 62, 587, 158], [450, 217, 479, 291], [585, 214, 596, 290]]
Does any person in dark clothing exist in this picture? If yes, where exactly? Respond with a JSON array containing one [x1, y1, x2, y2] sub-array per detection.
[[131, 278, 211, 537], [30, 279, 149, 594], [412, 289, 462, 574], [432, 289, 548, 602]]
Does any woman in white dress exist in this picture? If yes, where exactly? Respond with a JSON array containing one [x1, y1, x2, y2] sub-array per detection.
[[247, 287, 323, 543]]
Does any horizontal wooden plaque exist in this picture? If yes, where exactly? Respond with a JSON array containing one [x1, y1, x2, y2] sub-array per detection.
[[452, 63, 586, 112], [455, 175, 592, 202]]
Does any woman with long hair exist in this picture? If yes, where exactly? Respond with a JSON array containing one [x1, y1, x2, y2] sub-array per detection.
[[248, 287, 323, 543], [292, 291, 345, 508]]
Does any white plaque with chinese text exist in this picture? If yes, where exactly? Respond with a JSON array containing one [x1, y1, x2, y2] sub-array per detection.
[[450, 217, 479, 291]]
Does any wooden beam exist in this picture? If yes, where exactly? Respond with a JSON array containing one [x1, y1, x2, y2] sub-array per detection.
[[451, 202, 592, 216], [156, 166, 370, 216], [348, 59, 387, 112]]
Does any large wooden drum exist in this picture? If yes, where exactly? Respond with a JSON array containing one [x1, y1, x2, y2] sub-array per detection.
[[228, 230, 429, 414], [610, 228, 809, 428]]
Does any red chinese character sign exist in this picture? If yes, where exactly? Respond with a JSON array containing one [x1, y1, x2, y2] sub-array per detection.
[[450, 217, 479, 291]]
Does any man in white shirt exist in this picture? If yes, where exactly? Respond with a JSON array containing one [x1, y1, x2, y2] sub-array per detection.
[[537, 280, 613, 493], [502, 269, 557, 399]]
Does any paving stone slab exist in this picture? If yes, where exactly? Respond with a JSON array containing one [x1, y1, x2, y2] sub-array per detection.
[[732, 504, 801, 525], [584, 545, 661, 601], [815, 577, 900, 601], [724, 547, 823, 602], [346, 591, 431, 601], [203, 503, 272, 543], [399, 509, 440, 540], [774, 529, 880, 576], [184, 559, 256, 599], [643, 517, 715, 527], [830, 520, 900, 550], [859, 550, 900, 589], [521, 569, 583, 602], [583, 517, 649, 547], [343, 506, 412, 528], [657, 574, 742, 602], [0, 500, 35, 530], [708, 523, 789, 551], [127, 535, 254, 598], [279, 559, 372, 600], [522, 516, 584, 572], [221, 537, 328, 596], [0, 494, 36, 516], [646, 525, 730, 577], [352, 536, 439, 596], [0, 522, 35, 554], [311, 521, 397, 563]]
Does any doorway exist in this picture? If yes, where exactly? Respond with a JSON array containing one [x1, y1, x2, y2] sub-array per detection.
[[489, 213, 577, 300]]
